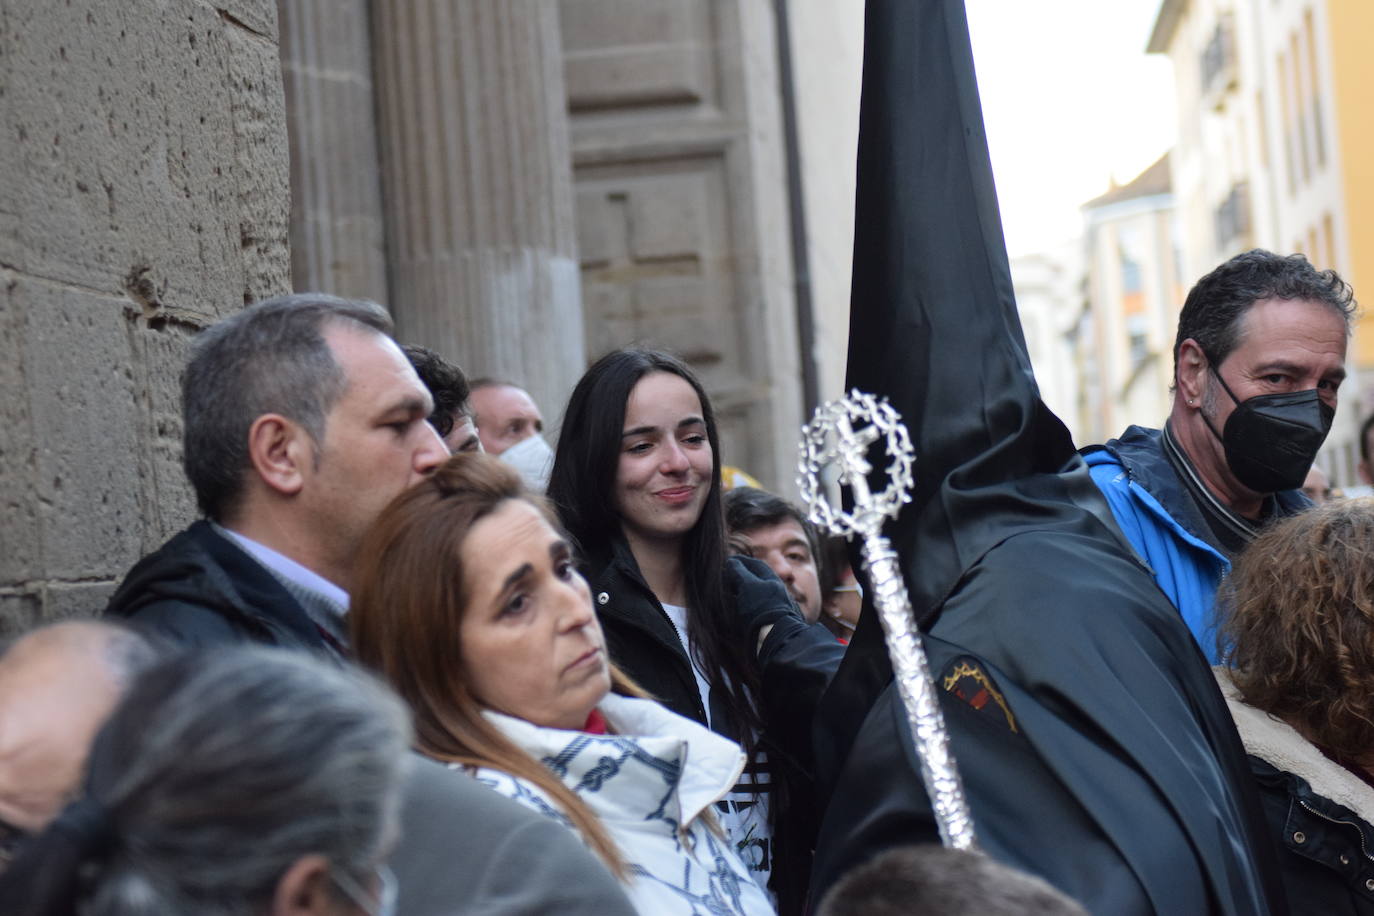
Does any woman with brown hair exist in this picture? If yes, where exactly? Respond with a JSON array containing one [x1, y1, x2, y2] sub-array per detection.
[[349, 453, 774, 916], [1219, 496, 1374, 914]]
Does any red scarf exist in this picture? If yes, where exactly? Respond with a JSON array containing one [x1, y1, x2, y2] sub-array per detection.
[[583, 709, 608, 734]]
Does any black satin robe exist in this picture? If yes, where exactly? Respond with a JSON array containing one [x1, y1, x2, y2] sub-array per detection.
[[808, 2, 1283, 913]]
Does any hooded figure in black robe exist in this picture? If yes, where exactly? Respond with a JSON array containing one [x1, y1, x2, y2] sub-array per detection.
[[808, 2, 1282, 913]]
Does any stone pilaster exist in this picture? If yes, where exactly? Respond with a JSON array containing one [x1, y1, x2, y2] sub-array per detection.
[[278, 0, 389, 302], [371, 0, 584, 419]]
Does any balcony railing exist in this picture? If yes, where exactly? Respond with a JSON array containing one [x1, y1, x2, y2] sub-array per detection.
[[1213, 181, 1252, 250], [1200, 15, 1237, 108]]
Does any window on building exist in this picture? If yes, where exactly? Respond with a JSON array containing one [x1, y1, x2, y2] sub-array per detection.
[[1120, 246, 1142, 295], [1290, 30, 1310, 184], [1322, 212, 1335, 270], [1277, 51, 1296, 195], [1214, 182, 1252, 250], [1200, 15, 1237, 104], [1305, 7, 1325, 169], [1118, 227, 1149, 369], [1126, 313, 1150, 368]]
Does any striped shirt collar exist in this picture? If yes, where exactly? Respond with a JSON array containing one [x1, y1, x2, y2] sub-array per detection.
[[211, 523, 350, 646], [1160, 422, 1271, 555]]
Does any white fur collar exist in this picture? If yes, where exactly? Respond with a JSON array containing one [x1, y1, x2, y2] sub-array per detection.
[[1216, 667, 1374, 822]]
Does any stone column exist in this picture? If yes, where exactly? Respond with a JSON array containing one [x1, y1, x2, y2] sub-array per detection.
[[372, 0, 584, 419], [278, 0, 389, 302]]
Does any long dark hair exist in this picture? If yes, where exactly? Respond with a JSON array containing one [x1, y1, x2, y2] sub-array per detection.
[[547, 348, 764, 750]]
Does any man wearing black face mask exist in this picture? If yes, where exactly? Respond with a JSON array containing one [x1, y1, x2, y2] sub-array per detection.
[[1083, 249, 1353, 662]]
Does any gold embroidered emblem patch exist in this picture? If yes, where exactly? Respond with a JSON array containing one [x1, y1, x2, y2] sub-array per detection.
[[942, 657, 1017, 733]]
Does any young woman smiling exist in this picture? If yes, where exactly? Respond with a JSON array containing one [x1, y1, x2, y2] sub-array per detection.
[[546, 348, 835, 910], [349, 455, 775, 916]]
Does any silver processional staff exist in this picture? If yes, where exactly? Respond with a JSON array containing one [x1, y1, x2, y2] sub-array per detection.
[[797, 389, 978, 851]]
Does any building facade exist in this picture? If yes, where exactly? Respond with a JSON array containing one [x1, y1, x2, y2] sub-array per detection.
[[0, 0, 861, 634], [1011, 243, 1088, 442], [1077, 154, 1184, 444], [278, 0, 863, 494], [0, 0, 293, 633], [1148, 0, 1374, 485]]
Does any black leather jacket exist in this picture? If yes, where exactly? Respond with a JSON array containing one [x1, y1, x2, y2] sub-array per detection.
[[584, 535, 843, 744]]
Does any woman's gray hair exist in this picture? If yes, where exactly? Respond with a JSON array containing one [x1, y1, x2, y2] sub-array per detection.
[[46, 647, 410, 915], [182, 293, 393, 521]]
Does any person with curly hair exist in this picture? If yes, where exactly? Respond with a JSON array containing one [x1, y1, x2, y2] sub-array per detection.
[[1218, 497, 1374, 914]]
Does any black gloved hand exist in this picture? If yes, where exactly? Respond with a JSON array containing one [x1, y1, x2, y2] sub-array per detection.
[[723, 555, 804, 650]]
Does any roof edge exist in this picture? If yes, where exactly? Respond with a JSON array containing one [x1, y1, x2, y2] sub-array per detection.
[[1147, 0, 1185, 54]]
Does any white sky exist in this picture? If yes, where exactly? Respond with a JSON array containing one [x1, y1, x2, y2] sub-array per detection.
[[965, 0, 1178, 257]]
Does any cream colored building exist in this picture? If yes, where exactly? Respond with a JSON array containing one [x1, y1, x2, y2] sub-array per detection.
[[1077, 154, 1184, 445], [1011, 243, 1088, 442], [1148, 0, 1374, 486]]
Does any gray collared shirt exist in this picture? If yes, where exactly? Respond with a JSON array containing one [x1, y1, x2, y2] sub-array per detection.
[[1160, 422, 1272, 557], [212, 523, 350, 648]]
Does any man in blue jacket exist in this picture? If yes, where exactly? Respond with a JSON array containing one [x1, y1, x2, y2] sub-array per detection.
[[1083, 249, 1353, 661]]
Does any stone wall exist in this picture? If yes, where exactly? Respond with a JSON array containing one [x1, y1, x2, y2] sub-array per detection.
[[278, 0, 387, 302], [0, 0, 291, 634]]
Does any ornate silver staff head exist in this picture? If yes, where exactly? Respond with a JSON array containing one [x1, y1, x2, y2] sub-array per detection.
[[798, 389, 978, 851], [797, 389, 915, 540]]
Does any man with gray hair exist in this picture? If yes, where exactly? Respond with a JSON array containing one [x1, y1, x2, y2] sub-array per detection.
[[469, 377, 554, 490], [0, 621, 160, 867], [817, 845, 1087, 916], [0, 624, 635, 914], [100, 295, 635, 914], [105, 294, 448, 656]]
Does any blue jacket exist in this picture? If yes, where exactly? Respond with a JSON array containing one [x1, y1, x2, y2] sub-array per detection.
[[1082, 426, 1309, 662]]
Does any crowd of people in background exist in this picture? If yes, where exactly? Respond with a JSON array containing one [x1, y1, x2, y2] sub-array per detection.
[[0, 243, 1370, 915]]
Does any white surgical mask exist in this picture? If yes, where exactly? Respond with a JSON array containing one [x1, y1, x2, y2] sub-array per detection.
[[501, 433, 554, 493]]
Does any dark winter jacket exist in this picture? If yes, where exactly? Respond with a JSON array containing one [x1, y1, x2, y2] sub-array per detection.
[[585, 536, 711, 725], [585, 535, 842, 738], [1221, 670, 1374, 915], [103, 520, 335, 657]]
